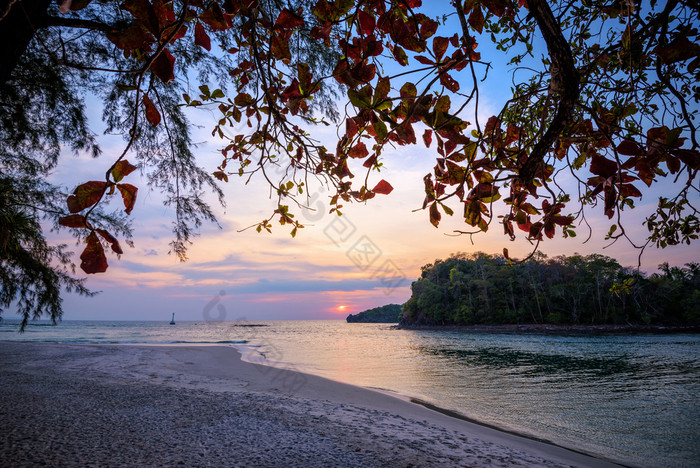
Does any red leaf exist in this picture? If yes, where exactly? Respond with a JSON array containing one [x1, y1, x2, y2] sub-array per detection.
[[363, 154, 378, 168], [395, 122, 416, 145], [106, 24, 153, 50], [423, 129, 433, 148], [297, 63, 318, 95], [429, 202, 441, 227], [552, 215, 573, 226], [485, 0, 507, 17], [468, 7, 484, 33], [415, 55, 434, 65], [358, 10, 376, 35], [372, 179, 393, 195], [419, 16, 438, 40], [528, 222, 543, 240], [392, 45, 409, 66], [67, 181, 107, 213], [143, 94, 161, 127], [333, 160, 352, 179], [349, 142, 369, 159], [270, 34, 292, 61], [439, 72, 460, 92], [96, 229, 123, 255], [655, 36, 700, 64], [673, 149, 700, 170], [194, 22, 211, 51], [464, 199, 482, 227], [666, 155, 681, 174], [432, 36, 449, 61], [275, 8, 305, 29], [80, 232, 108, 274], [311, 0, 335, 23], [484, 116, 499, 134], [68, 0, 92, 11], [346, 117, 359, 139], [151, 48, 175, 83], [58, 214, 88, 228], [400, 82, 417, 99], [544, 221, 555, 239], [111, 160, 137, 183], [616, 140, 644, 156], [619, 183, 642, 198], [590, 154, 618, 178], [604, 186, 616, 218], [199, 3, 229, 31], [353, 63, 376, 84], [117, 183, 138, 215], [122, 0, 158, 33]]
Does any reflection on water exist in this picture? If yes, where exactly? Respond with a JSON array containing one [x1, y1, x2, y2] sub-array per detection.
[[2, 319, 699, 467], [421, 345, 641, 378]]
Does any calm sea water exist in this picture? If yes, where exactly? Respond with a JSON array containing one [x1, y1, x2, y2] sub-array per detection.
[[1, 319, 698, 467]]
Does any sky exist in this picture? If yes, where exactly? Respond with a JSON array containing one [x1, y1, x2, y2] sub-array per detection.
[[29, 3, 700, 323]]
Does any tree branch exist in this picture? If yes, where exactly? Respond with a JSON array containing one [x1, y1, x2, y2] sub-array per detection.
[[518, 0, 580, 184], [41, 15, 116, 33]]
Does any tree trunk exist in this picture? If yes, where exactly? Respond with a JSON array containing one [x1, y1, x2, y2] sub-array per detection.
[[0, 0, 51, 85], [518, 0, 580, 183]]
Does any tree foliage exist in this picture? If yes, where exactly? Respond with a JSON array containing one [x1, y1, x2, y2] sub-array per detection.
[[1, 0, 698, 325], [401, 252, 700, 326], [346, 303, 402, 322]]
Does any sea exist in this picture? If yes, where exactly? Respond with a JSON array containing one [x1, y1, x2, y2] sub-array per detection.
[[1, 319, 698, 468]]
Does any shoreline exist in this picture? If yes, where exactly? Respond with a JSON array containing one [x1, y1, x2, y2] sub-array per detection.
[[0, 342, 625, 467], [396, 323, 700, 335], [236, 343, 627, 466]]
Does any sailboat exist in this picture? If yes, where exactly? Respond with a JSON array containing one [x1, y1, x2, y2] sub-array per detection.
[[169, 313, 175, 325]]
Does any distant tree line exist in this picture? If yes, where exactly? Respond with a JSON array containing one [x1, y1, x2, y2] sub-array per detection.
[[347, 304, 402, 323], [401, 253, 700, 326]]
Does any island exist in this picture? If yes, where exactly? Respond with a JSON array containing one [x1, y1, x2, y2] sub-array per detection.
[[399, 252, 700, 330], [347, 304, 402, 323]]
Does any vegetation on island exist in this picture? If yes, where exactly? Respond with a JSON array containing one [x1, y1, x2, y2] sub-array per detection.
[[2, 1, 698, 329], [401, 253, 700, 327], [347, 304, 401, 323]]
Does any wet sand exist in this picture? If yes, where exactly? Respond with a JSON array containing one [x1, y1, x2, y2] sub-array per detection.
[[0, 343, 623, 467]]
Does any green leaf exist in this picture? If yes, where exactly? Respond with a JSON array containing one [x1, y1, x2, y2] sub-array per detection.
[[373, 120, 388, 141]]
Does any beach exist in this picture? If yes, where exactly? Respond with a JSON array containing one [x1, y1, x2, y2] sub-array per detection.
[[0, 342, 622, 467]]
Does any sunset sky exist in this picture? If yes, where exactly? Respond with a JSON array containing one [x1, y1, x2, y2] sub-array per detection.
[[39, 5, 700, 323]]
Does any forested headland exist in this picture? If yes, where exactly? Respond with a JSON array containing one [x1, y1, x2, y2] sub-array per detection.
[[347, 304, 402, 323], [401, 253, 700, 327]]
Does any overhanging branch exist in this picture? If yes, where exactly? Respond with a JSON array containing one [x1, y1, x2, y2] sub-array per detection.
[[518, 0, 580, 184]]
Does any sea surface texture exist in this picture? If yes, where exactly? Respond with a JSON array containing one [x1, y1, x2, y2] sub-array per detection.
[[2, 319, 698, 467]]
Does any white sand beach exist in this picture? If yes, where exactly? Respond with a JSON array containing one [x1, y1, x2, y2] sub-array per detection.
[[0, 343, 622, 467]]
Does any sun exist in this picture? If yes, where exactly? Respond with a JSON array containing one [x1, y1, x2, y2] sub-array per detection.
[[336, 305, 348, 312]]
